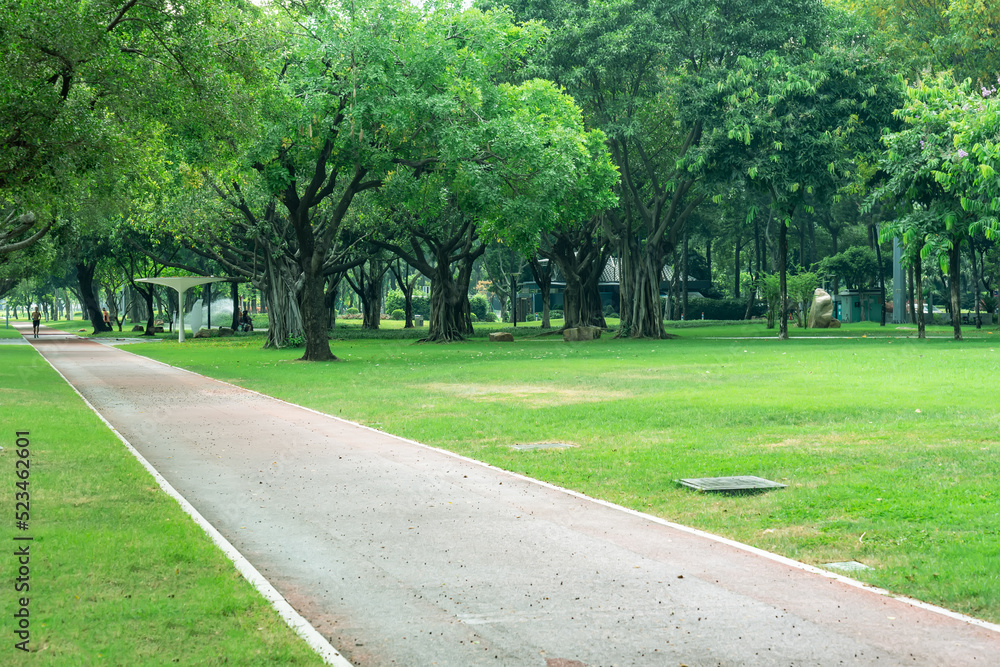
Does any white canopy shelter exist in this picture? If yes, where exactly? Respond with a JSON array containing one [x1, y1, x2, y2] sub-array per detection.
[[136, 276, 229, 342]]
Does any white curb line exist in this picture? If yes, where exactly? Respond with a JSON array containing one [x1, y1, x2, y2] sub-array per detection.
[[29, 340, 352, 667]]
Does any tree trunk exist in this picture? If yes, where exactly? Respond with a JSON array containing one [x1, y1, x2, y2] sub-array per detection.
[[681, 231, 689, 321], [874, 227, 886, 326], [799, 216, 806, 268], [564, 264, 607, 330], [949, 242, 962, 340], [141, 288, 155, 335], [325, 275, 342, 330], [361, 285, 382, 330], [915, 252, 925, 338], [389, 262, 416, 329], [353, 260, 385, 330], [734, 235, 741, 299], [778, 222, 789, 340], [426, 260, 474, 342], [262, 253, 305, 351], [230, 281, 241, 330], [528, 257, 553, 329], [403, 282, 414, 328], [76, 262, 111, 333], [754, 214, 762, 275], [547, 236, 608, 332], [743, 273, 758, 320], [908, 264, 916, 324], [705, 237, 712, 283], [971, 242, 982, 328], [299, 265, 336, 360]]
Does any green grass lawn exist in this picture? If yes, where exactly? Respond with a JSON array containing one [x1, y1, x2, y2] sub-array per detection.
[[0, 345, 324, 665], [123, 321, 1000, 624]]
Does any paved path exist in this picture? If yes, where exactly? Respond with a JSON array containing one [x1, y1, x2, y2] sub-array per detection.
[[17, 324, 1000, 666]]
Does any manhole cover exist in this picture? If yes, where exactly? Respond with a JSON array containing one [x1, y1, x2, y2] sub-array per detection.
[[823, 561, 871, 572], [677, 476, 787, 492], [509, 443, 577, 451]]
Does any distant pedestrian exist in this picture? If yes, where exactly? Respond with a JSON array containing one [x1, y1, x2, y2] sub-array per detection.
[[102, 307, 111, 327], [31, 306, 41, 338]]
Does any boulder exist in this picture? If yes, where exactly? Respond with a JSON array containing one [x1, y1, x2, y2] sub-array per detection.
[[828, 318, 841, 328], [131, 325, 145, 332], [193, 329, 212, 339], [218, 327, 234, 337], [807, 288, 834, 328], [489, 332, 514, 342], [563, 326, 602, 342], [153, 326, 164, 333]]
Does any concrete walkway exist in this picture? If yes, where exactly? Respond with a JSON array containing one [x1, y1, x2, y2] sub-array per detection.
[[17, 324, 1000, 666]]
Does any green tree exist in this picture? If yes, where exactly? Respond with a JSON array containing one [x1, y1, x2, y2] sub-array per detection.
[[832, 0, 1000, 85], [870, 75, 1000, 340], [0, 0, 264, 254], [492, 0, 827, 337], [689, 39, 902, 338]]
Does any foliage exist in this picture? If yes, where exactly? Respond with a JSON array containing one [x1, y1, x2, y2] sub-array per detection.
[[386, 289, 430, 318], [787, 271, 819, 326], [469, 294, 491, 320], [0, 0, 264, 255], [869, 75, 1000, 337], [818, 247, 879, 290], [687, 37, 902, 337], [390, 309, 405, 321], [832, 0, 1000, 85]]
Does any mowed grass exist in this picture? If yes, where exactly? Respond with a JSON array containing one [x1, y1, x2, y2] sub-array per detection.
[[127, 323, 1000, 623], [0, 344, 325, 665]]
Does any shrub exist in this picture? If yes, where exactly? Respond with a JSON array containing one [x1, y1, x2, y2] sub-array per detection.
[[482, 311, 498, 322], [470, 313, 478, 322], [550, 310, 563, 319], [385, 289, 432, 318], [385, 289, 405, 313], [390, 309, 405, 320], [346, 307, 360, 315], [602, 304, 618, 317], [469, 294, 490, 319]]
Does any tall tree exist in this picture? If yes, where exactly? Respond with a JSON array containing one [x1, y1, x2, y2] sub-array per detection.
[[689, 40, 901, 338], [872, 75, 1000, 340], [492, 0, 828, 337], [0, 0, 264, 252], [248, 1, 612, 354]]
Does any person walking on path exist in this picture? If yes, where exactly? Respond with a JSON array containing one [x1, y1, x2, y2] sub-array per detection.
[[102, 307, 111, 328], [31, 306, 41, 338]]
